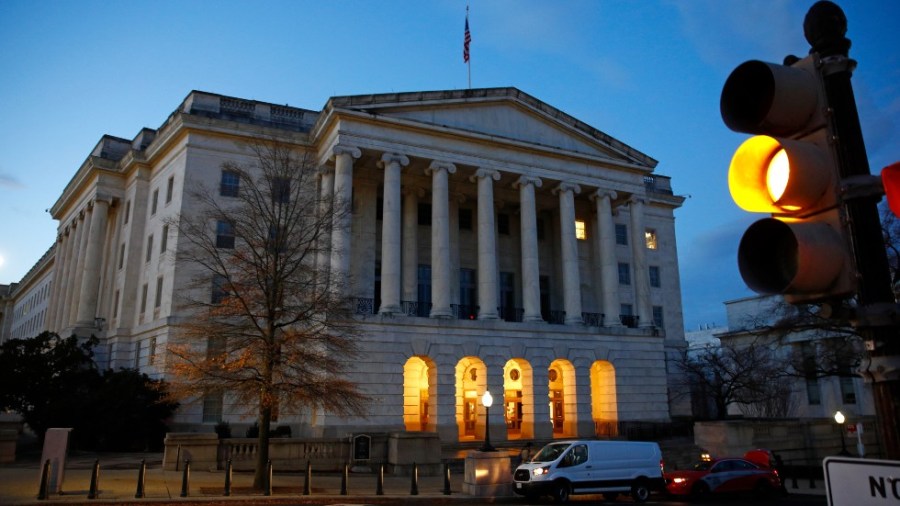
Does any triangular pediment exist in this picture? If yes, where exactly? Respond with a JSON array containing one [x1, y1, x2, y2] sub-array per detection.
[[324, 88, 656, 169]]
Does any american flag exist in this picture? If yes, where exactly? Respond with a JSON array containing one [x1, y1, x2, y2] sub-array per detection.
[[463, 14, 471, 63]]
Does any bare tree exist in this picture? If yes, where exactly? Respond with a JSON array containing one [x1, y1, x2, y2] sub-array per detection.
[[167, 139, 368, 489]]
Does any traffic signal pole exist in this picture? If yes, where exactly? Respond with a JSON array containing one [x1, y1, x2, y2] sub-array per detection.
[[805, 1, 900, 459]]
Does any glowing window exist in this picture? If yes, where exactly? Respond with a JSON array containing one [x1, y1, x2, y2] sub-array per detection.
[[575, 220, 586, 240], [645, 229, 658, 249]]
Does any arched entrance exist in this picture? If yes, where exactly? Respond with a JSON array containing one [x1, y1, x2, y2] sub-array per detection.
[[403, 356, 436, 432], [455, 357, 486, 439], [549, 359, 577, 437], [590, 360, 618, 437], [503, 358, 533, 439]]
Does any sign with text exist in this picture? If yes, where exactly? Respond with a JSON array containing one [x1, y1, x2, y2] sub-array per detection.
[[824, 456, 900, 506]]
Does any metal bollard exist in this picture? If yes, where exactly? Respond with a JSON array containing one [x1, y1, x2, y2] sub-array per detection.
[[37, 459, 51, 500], [303, 460, 311, 495], [264, 459, 273, 496], [135, 459, 146, 498], [87, 459, 100, 499], [224, 458, 232, 496], [443, 462, 452, 495], [410, 462, 419, 496], [180, 460, 191, 497], [376, 464, 384, 495], [340, 464, 349, 495]]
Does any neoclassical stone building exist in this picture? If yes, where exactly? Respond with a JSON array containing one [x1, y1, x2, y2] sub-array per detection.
[[37, 87, 687, 444]]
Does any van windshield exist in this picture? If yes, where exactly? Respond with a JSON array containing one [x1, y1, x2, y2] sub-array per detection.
[[531, 443, 571, 463]]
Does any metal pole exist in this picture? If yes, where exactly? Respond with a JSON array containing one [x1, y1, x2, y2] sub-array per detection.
[[37, 459, 50, 500], [376, 464, 384, 495], [224, 459, 232, 496], [135, 459, 146, 498], [303, 460, 311, 495], [340, 464, 349, 495], [410, 462, 419, 496], [180, 460, 190, 497], [264, 459, 273, 496], [443, 462, 452, 495], [87, 459, 100, 499]]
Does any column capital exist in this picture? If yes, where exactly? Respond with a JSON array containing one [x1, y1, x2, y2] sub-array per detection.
[[378, 152, 410, 168], [513, 176, 542, 189], [628, 195, 647, 206], [402, 185, 426, 198], [590, 189, 618, 202], [553, 182, 582, 195], [470, 167, 500, 183], [331, 144, 361, 160], [426, 160, 457, 176], [451, 191, 467, 204]]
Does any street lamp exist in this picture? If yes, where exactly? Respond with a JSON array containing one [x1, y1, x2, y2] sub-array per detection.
[[834, 411, 850, 456], [480, 391, 496, 452]]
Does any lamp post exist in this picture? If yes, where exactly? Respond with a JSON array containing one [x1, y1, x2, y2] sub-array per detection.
[[834, 411, 850, 456], [480, 391, 496, 452]]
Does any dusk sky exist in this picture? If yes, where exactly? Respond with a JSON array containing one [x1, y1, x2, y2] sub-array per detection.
[[1, 0, 897, 331]]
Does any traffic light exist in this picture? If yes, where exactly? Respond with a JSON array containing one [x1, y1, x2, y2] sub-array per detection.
[[722, 55, 856, 304]]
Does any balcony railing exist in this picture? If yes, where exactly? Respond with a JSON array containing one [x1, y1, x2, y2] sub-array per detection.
[[582, 312, 604, 327], [452, 304, 479, 320], [619, 314, 640, 328]]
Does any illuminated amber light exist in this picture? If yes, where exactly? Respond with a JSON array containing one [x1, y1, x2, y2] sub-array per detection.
[[766, 149, 790, 204]]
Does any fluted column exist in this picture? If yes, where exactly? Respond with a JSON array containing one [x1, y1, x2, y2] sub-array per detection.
[[402, 187, 423, 307], [514, 176, 543, 322], [472, 168, 500, 320], [592, 189, 622, 326], [316, 165, 335, 276], [55, 226, 76, 330], [46, 234, 67, 332], [378, 153, 409, 314], [77, 198, 111, 325], [426, 160, 456, 318], [329, 145, 361, 290], [66, 211, 90, 328], [629, 196, 653, 326], [554, 182, 583, 325]]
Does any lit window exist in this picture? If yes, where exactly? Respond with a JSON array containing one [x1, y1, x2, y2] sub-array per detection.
[[575, 220, 586, 240], [645, 229, 658, 249]]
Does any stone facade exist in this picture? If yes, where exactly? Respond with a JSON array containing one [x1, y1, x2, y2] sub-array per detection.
[[21, 87, 688, 444]]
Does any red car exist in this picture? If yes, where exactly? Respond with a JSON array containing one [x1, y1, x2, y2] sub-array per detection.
[[665, 451, 782, 499]]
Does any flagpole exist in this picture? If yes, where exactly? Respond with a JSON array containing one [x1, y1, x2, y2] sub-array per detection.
[[465, 4, 471, 89]]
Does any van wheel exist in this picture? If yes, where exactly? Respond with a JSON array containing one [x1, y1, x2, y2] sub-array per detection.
[[631, 480, 651, 503], [552, 481, 571, 503]]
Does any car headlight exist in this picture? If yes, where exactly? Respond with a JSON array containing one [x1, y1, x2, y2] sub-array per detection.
[[533, 466, 551, 476]]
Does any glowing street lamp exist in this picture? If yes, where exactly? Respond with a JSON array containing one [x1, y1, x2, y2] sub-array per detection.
[[480, 391, 496, 452], [834, 411, 850, 456]]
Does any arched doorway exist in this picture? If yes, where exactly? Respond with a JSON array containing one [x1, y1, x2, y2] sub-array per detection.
[[548, 359, 577, 437], [503, 358, 533, 439], [590, 360, 618, 437], [455, 357, 486, 439], [403, 356, 436, 432]]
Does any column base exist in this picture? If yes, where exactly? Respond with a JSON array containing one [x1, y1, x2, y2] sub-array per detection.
[[378, 304, 402, 316], [523, 314, 544, 323], [429, 308, 454, 319], [564, 317, 584, 325], [477, 312, 499, 320]]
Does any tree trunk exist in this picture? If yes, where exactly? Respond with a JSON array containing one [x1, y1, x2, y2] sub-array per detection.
[[252, 405, 272, 489]]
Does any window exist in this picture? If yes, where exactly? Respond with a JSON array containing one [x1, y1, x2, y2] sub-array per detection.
[[202, 391, 224, 423], [113, 290, 120, 319], [118, 243, 126, 269], [840, 374, 857, 404], [500, 272, 515, 320], [124, 200, 131, 224], [649, 266, 661, 288], [459, 268, 477, 319], [652, 306, 664, 327], [220, 170, 240, 197], [272, 176, 290, 204], [216, 220, 235, 249], [417, 265, 431, 317], [806, 377, 822, 405], [618, 262, 631, 285], [418, 203, 432, 226], [268, 225, 285, 253], [575, 220, 586, 240], [645, 228, 658, 249], [151, 188, 159, 215], [459, 208, 473, 231], [140, 283, 148, 314], [615, 223, 628, 245], [145, 235, 154, 262], [498, 213, 510, 235], [148, 337, 157, 365], [211, 274, 229, 304], [166, 176, 174, 203], [160, 224, 169, 253], [155, 276, 163, 308]]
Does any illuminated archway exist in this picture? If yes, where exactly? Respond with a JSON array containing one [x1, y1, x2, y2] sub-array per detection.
[[503, 358, 534, 440], [590, 360, 618, 437], [455, 357, 486, 439], [403, 356, 437, 432], [548, 359, 577, 437]]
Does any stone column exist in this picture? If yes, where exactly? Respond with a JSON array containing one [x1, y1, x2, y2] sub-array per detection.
[[66, 211, 90, 328], [378, 153, 409, 315], [426, 160, 456, 318], [514, 176, 543, 322], [629, 196, 653, 327], [554, 182, 583, 325], [592, 189, 622, 326], [472, 168, 500, 320], [77, 198, 111, 325], [316, 165, 335, 276], [45, 235, 64, 332], [530, 360, 554, 439], [401, 187, 423, 309], [55, 226, 76, 330], [329, 145, 361, 291]]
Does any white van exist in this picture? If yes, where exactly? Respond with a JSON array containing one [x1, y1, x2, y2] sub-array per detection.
[[513, 440, 664, 503]]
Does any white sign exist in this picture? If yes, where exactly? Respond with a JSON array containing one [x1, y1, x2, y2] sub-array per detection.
[[824, 457, 900, 506]]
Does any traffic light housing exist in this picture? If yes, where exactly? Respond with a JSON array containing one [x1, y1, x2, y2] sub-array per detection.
[[722, 56, 856, 304]]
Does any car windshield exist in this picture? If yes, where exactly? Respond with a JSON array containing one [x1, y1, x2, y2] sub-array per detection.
[[692, 461, 713, 471], [531, 443, 571, 463]]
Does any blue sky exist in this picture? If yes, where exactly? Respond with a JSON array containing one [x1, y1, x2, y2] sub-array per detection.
[[1, 0, 897, 331]]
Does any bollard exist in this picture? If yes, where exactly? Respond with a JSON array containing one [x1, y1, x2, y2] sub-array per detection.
[[303, 460, 311, 495], [376, 464, 384, 496], [180, 460, 191, 497], [135, 459, 146, 498], [37, 459, 51, 500], [264, 459, 273, 496], [443, 462, 452, 495], [224, 459, 232, 496], [87, 459, 100, 499], [340, 464, 349, 495], [410, 462, 419, 496]]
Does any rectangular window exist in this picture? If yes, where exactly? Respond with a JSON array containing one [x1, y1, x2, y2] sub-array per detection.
[[500, 272, 515, 320], [202, 391, 224, 423], [840, 375, 857, 404], [498, 213, 510, 235], [652, 306, 664, 327], [806, 377, 822, 405], [459, 208, 473, 231], [417, 265, 432, 317], [113, 290, 120, 319], [645, 228, 658, 249], [575, 220, 586, 240], [615, 223, 628, 245], [211, 274, 229, 304], [618, 262, 631, 285], [649, 266, 661, 288], [151, 188, 159, 215], [620, 303, 635, 327], [220, 170, 240, 197], [148, 337, 157, 365], [216, 220, 235, 249], [166, 176, 174, 203], [459, 268, 477, 319], [418, 203, 432, 226], [124, 200, 131, 224], [272, 176, 290, 204], [118, 242, 126, 269], [160, 224, 169, 253], [140, 283, 148, 314], [540, 276, 550, 321], [155, 276, 163, 308], [146, 235, 154, 262]]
